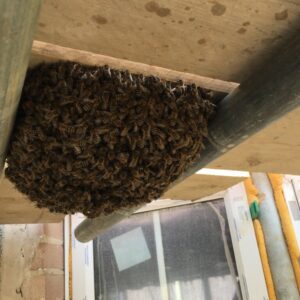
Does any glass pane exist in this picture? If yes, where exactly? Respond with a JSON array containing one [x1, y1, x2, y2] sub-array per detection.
[[94, 212, 162, 300], [159, 200, 239, 300], [93, 200, 240, 300]]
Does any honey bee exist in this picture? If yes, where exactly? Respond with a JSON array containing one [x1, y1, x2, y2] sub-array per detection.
[[117, 153, 129, 164], [137, 138, 145, 149], [130, 138, 137, 151], [83, 103, 92, 112], [120, 127, 128, 136], [90, 132, 101, 144], [75, 126, 87, 138], [104, 65, 112, 78], [94, 118, 102, 125], [107, 151, 115, 161], [72, 144, 82, 155], [58, 124, 75, 135], [6, 60, 215, 217], [76, 160, 89, 168], [129, 154, 139, 168], [151, 127, 166, 139]]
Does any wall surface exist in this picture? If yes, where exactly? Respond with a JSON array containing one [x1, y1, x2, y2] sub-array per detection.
[[0, 223, 64, 300]]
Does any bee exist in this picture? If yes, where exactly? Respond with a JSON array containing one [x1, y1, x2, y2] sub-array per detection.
[[72, 144, 82, 155], [7, 60, 214, 217], [75, 126, 87, 139], [75, 160, 89, 169], [101, 92, 110, 110], [82, 103, 92, 112], [36, 129, 46, 141], [45, 140, 61, 151], [90, 132, 101, 144], [133, 124, 138, 133], [102, 171, 113, 180], [175, 136, 192, 150], [154, 136, 165, 150], [130, 138, 137, 151], [107, 151, 115, 161], [142, 147, 149, 156], [151, 127, 166, 139], [58, 124, 75, 135], [104, 65, 112, 78], [117, 153, 129, 164], [120, 127, 128, 137], [128, 73, 133, 82], [94, 118, 102, 125], [57, 80, 68, 94], [79, 140, 86, 149], [137, 138, 145, 149], [149, 140, 154, 153], [129, 154, 139, 168]]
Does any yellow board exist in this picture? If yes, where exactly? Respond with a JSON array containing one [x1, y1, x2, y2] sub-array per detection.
[[268, 173, 300, 292], [244, 178, 277, 300]]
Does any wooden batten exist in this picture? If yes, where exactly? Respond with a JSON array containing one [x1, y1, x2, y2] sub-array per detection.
[[31, 41, 238, 93], [0, 178, 64, 224]]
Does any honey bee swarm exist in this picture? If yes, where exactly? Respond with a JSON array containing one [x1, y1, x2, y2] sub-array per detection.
[[5, 62, 214, 217]]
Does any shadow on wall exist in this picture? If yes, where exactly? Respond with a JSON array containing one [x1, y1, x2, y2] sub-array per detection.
[[0, 223, 64, 300]]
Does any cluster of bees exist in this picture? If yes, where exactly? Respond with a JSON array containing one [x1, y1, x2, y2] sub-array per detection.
[[5, 62, 214, 217]]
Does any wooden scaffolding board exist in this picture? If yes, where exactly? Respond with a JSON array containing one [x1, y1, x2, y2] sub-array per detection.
[[31, 0, 300, 178], [208, 107, 300, 175], [1, 0, 300, 221], [34, 0, 300, 82], [0, 179, 64, 224], [161, 174, 243, 200]]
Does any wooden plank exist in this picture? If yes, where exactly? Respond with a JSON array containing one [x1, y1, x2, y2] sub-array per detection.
[[208, 107, 300, 175], [34, 0, 300, 82], [161, 174, 243, 200], [0, 179, 64, 224], [168, 19, 300, 188], [0, 1, 61, 224], [135, 191, 226, 213], [31, 41, 238, 93], [0, 0, 42, 170]]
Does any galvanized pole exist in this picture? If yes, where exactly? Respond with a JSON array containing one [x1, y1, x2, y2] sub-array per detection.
[[76, 23, 300, 242], [0, 0, 42, 172]]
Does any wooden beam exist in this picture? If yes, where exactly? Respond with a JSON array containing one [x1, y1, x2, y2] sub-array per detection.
[[161, 174, 243, 200], [171, 25, 300, 187], [0, 2, 64, 224], [0, 0, 42, 170], [208, 107, 300, 175], [34, 0, 300, 82], [74, 13, 300, 242], [0, 179, 64, 224], [31, 41, 238, 93]]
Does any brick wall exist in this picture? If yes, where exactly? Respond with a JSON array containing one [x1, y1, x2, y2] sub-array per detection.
[[0, 222, 65, 300], [23, 223, 65, 300]]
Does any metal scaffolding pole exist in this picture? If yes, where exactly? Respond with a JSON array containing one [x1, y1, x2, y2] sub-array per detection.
[[0, 0, 42, 171], [75, 23, 300, 242]]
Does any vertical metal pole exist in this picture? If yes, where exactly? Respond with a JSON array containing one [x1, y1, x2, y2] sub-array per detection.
[[0, 0, 42, 171], [153, 211, 169, 300], [252, 173, 299, 298]]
